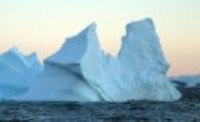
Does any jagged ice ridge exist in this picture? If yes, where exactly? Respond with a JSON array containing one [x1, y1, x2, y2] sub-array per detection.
[[0, 18, 181, 102]]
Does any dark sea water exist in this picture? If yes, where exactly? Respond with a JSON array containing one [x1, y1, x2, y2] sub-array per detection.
[[0, 88, 200, 122]]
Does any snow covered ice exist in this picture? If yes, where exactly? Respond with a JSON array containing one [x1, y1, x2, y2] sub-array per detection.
[[2, 18, 181, 102], [79, 18, 181, 101], [0, 47, 42, 99], [14, 23, 103, 101]]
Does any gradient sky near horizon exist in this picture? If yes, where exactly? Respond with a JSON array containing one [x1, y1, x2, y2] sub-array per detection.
[[0, 0, 199, 76]]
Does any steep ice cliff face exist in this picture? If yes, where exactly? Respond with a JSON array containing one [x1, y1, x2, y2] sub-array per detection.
[[118, 19, 169, 73], [0, 47, 42, 99], [15, 18, 181, 102], [81, 18, 181, 101]]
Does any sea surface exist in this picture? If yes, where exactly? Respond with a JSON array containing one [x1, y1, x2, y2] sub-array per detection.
[[0, 87, 200, 122]]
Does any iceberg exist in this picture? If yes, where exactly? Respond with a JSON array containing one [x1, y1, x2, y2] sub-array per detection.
[[14, 18, 181, 102], [80, 18, 181, 101], [14, 24, 103, 101], [0, 47, 42, 99]]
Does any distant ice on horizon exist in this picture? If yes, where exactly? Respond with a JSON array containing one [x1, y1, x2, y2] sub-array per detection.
[[171, 75, 200, 88]]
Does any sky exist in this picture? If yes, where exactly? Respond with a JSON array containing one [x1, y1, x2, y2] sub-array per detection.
[[0, 0, 199, 76]]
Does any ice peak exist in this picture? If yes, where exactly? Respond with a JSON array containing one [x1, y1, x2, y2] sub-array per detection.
[[126, 18, 155, 34], [45, 22, 99, 66], [69, 23, 97, 40], [85, 23, 97, 33], [1, 47, 27, 64], [6, 46, 21, 55]]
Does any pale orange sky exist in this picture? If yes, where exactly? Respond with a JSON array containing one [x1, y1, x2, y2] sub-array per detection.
[[0, 0, 200, 76]]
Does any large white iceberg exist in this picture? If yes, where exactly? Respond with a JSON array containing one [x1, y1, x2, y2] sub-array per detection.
[[14, 18, 181, 102], [0, 47, 42, 99]]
